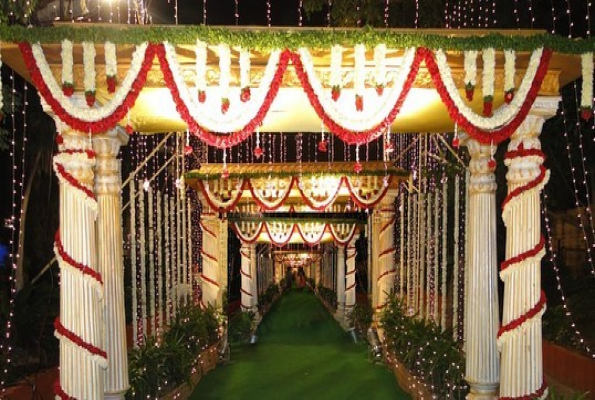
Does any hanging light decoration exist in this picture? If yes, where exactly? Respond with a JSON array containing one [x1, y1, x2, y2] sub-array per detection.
[[253, 128, 263, 159], [318, 120, 328, 153], [184, 130, 193, 155]]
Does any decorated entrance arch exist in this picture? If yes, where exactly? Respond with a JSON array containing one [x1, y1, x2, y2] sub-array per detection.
[[0, 24, 590, 400]]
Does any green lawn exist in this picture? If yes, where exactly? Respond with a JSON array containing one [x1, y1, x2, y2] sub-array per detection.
[[189, 290, 411, 400]]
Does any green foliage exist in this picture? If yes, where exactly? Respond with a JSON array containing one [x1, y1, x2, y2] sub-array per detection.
[[0, 25, 594, 53], [542, 305, 582, 351], [258, 283, 280, 312], [316, 284, 337, 311], [228, 310, 255, 343], [0, 0, 37, 25], [347, 297, 373, 335], [127, 304, 220, 399], [380, 296, 467, 398], [546, 387, 590, 400]]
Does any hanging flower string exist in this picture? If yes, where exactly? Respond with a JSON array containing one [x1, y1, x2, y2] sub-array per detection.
[[196, 40, 208, 103], [581, 53, 594, 120], [291, 48, 421, 145], [105, 41, 118, 94], [464, 50, 478, 101], [20, 42, 155, 133], [422, 47, 552, 145], [60, 39, 74, 96], [82, 42, 96, 107], [239, 48, 252, 102], [504, 49, 516, 103], [330, 44, 343, 101], [157, 43, 289, 148]]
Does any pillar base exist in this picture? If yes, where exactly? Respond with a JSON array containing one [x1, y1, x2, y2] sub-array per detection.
[[466, 382, 499, 400], [105, 390, 127, 400]]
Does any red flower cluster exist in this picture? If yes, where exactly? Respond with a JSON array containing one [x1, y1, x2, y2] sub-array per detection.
[[106, 75, 117, 94]]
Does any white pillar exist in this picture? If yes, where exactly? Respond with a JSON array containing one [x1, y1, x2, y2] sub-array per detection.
[[335, 244, 346, 321], [462, 136, 499, 399], [198, 211, 222, 308], [372, 192, 398, 316], [94, 129, 130, 400], [499, 100, 556, 399], [53, 124, 106, 399], [345, 233, 359, 323], [240, 243, 254, 312], [250, 244, 259, 314]]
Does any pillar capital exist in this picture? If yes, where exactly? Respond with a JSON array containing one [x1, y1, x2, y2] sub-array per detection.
[[462, 136, 497, 194], [93, 127, 128, 196]]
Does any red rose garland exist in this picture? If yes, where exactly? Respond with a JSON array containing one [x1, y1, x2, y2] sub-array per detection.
[[55, 230, 103, 285], [54, 317, 108, 359], [290, 50, 422, 146], [498, 145, 549, 400], [421, 48, 552, 145], [54, 380, 75, 400], [195, 179, 246, 211], [246, 178, 296, 211], [19, 42, 156, 134], [157, 44, 291, 149]]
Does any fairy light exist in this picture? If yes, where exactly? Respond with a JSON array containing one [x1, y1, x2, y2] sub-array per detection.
[[327, 0, 332, 27], [384, 0, 389, 27], [444, 0, 450, 28], [543, 192, 593, 358], [513, 0, 520, 28], [560, 98, 595, 278], [490, 0, 496, 27], [234, 0, 239, 25], [528, 0, 535, 29], [356, 1, 361, 27], [468, 0, 474, 28], [298, 0, 303, 26], [174, 0, 178, 25], [203, 0, 207, 25], [415, 0, 419, 28], [266, 0, 271, 27], [587, 0, 592, 36], [550, 0, 557, 34], [564, 0, 573, 37]]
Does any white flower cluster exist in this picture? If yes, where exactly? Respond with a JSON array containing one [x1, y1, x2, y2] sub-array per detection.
[[504, 50, 516, 93], [195, 40, 208, 93], [61, 39, 74, 86], [82, 42, 96, 93], [218, 43, 231, 98], [581, 53, 593, 109], [463, 50, 478, 87], [354, 44, 366, 96], [482, 48, 495, 99], [330, 45, 343, 88], [239, 48, 251, 89], [374, 44, 387, 88], [104, 41, 117, 78]]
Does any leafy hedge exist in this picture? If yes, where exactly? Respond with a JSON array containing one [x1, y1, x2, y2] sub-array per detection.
[[347, 297, 373, 335], [127, 305, 220, 399], [258, 283, 280, 312], [380, 296, 468, 399], [317, 285, 337, 311]]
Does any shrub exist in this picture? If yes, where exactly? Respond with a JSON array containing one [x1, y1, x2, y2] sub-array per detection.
[[228, 310, 255, 343], [348, 297, 373, 335]]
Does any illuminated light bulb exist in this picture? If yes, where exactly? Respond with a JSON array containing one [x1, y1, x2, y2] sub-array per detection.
[[143, 179, 150, 191]]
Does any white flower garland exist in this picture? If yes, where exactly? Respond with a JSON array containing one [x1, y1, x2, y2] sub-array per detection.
[[249, 177, 293, 209], [240, 48, 251, 89], [32, 42, 149, 121], [330, 45, 343, 88], [104, 41, 117, 78], [296, 223, 327, 243], [344, 175, 388, 205], [463, 50, 478, 88], [354, 44, 366, 96], [54, 244, 104, 299], [482, 47, 495, 99], [163, 42, 281, 132], [298, 47, 416, 131], [504, 49, 516, 94], [195, 40, 207, 93], [434, 47, 544, 130], [61, 39, 74, 87], [201, 179, 244, 209], [233, 221, 263, 243], [82, 42, 96, 93], [328, 223, 357, 245], [374, 44, 387, 88], [581, 52, 594, 109], [496, 305, 546, 350], [52, 152, 98, 212], [219, 43, 231, 99]]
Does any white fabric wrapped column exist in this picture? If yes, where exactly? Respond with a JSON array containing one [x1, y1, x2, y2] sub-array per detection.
[[250, 244, 259, 315], [462, 136, 499, 399], [240, 243, 254, 312], [335, 244, 346, 321], [372, 192, 397, 315], [52, 122, 106, 399], [199, 211, 222, 308], [499, 111, 552, 399], [93, 130, 130, 400], [344, 233, 358, 321]]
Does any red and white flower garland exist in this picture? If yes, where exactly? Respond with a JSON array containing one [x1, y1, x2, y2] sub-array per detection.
[[21, 41, 154, 133], [422, 47, 552, 144], [104, 41, 117, 94], [464, 50, 478, 101], [232, 221, 359, 246], [504, 50, 516, 103], [482, 48, 496, 116], [53, 150, 98, 211], [157, 43, 290, 148], [82, 42, 96, 106], [61, 40, 74, 96], [294, 47, 419, 142]]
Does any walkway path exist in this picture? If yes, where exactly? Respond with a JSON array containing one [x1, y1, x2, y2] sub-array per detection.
[[190, 290, 410, 399]]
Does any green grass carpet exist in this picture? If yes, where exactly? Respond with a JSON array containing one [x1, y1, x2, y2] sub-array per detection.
[[189, 290, 411, 400]]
